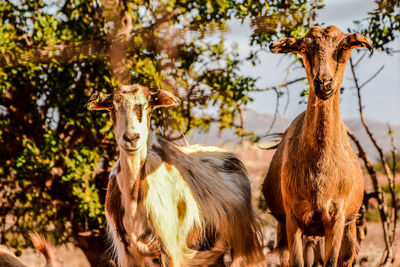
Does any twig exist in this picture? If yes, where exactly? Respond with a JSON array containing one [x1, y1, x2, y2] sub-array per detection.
[[388, 125, 398, 180], [250, 77, 306, 92], [265, 88, 280, 135], [359, 65, 384, 89], [347, 128, 390, 247], [254, 77, 305, 137], [350, 58, 392, 180], [353, 51, 368, 68], [283, 85, 290, 114], [145, 0, 158, 22], [388, 125, 398, 244], [238, 106, 245, 145]]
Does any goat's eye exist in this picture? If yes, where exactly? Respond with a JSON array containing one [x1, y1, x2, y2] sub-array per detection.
[[342, 44, 349, 50], [300, 47, 306, 53]]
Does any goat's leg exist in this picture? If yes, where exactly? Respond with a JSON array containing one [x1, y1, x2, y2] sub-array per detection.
[[303, 236, 314, 267], [339, 221, 359, 267], [286, 214, 304, 267], [323, 214, 345, 267], [276, 221, 289, 267], [304, 237, 324, 266], [303, 236, 323, 267], [314, 238, 324, 266]]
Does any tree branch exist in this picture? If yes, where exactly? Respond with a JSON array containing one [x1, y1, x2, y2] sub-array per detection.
[[347, 128, 391, 249], [359, 65, 384, 89], [350, 58, 392, 179], [250, 77, 306, 92], [349, 56, 396, 264]]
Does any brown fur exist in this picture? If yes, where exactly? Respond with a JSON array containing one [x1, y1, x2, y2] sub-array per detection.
[[30, 233, 59, 267], [262, 26, 369, 266], [105, 175, 133, 253]]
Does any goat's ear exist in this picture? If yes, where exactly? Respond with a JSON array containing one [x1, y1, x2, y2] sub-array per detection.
[[86, 92, 113, 111], [149, 90, 178, 109], [269, 37, 303, 54], [347, 33, 372, 51]]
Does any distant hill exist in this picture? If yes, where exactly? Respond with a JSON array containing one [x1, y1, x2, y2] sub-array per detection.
[[188, 110, 400, 161], [345, 118, 400, 161], [188, 109, 291, 146]]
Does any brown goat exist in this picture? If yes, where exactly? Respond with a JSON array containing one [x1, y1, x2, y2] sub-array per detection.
[[262, 26, 371, 267]]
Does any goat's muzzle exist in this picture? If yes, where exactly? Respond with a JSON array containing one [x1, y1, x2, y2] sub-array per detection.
[[313, 79, 335, 100], [123, 132, 140, 143], [121, 132, 141, 152]]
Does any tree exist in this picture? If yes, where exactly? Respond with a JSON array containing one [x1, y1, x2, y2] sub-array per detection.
[[355, 0, 400, 54], [349, 1, 400, 265], [0, 0, 323, 265]]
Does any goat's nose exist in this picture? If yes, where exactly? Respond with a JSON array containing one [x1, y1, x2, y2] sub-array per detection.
[[317, 73, 332, 84], [123, 132, 140, 143], [315, 76, 333, 86]]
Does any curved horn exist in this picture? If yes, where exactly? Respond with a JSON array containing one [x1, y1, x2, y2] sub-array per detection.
[[347, 33, 372, 51], [86, 92, 113, 110]]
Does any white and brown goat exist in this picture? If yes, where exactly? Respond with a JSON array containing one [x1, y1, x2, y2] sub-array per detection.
[[262, 26, 371, 266], [87, 85, 264, 267]]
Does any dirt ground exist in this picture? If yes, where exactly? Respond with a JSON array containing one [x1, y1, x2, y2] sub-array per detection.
[[11, 222, 399, 267], [5, 146, 400, 266]]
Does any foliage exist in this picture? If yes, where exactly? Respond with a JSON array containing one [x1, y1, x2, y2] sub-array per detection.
[[354, 0, 400, 54], [1, 0, 399, 265], [366, 188, 400, 223], [366, 206, 382, 222], [374, 152, 400, 173]]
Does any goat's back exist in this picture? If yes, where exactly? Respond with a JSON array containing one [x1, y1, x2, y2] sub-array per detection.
[[145, 135, 265, 265]]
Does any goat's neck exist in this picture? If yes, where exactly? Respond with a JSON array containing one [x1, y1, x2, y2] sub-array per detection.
[[302, 85, 343, 151], [117, 146, 147, 206]]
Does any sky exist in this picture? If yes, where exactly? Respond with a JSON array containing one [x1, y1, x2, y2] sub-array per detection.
[[223, 0, 400, 125]]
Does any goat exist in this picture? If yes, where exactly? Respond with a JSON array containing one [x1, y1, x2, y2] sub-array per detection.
[[0, 233, 58, 267], [87, 84, 265, 267], [262, 26, 371, 267]]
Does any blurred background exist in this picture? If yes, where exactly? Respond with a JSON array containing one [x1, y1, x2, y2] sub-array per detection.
[[0, 0, 399, 266]]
